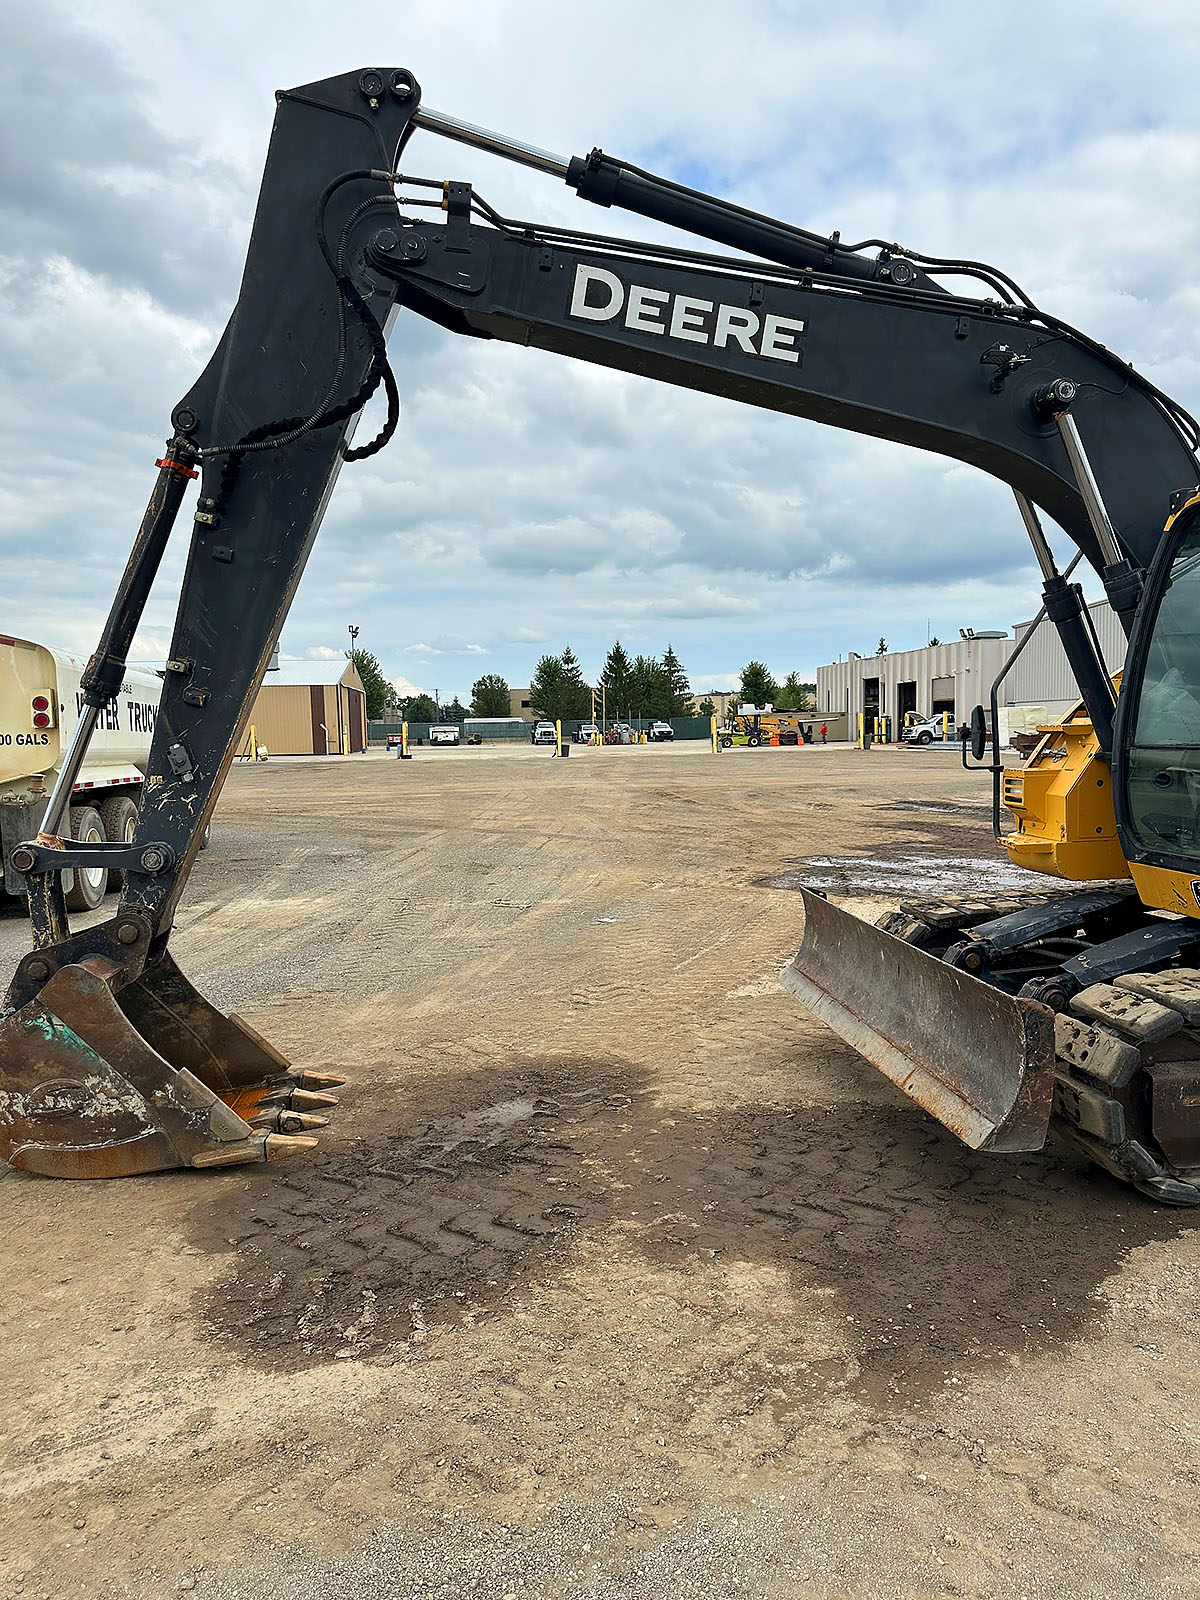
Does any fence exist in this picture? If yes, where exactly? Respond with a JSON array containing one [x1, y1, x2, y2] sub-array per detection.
[[369, 716, 716, 744]]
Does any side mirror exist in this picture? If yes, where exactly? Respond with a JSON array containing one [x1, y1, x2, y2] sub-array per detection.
[[969, 704, 988, 761]]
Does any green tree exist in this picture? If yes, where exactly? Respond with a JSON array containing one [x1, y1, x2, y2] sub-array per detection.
[[445, 696, 467, 723], [348, 648, 388, 720], [529, 653, 570, 720], [661, 644, 692, 716], [629, 654, 671, 719], [470, 673, 511, 717], [559, 644, 593, 720], [776, 672, 816, 711], [738, 660, 779, 708], [403, 693, 439, 723], [697, 696, 716, 719], [600, 640, 634, 720]]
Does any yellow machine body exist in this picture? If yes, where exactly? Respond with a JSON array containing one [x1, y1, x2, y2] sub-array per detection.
[[1001, 678, 1200, 923], [1000, 699, 1130, 882]]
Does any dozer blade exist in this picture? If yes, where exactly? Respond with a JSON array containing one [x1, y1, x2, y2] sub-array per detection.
[[0, 952, 327, 1179], [782, 887, 1056, 1152]]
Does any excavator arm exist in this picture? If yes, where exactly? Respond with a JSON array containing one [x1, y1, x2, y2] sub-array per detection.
[[2, 67, 1197, 1184]]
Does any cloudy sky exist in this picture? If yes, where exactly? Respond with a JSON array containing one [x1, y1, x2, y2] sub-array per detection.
[[3, 1, 1199, 701]]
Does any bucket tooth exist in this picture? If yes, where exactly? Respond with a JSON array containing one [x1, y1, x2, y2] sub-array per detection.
[[784, 887, 1056, 1152], [249, 1109, 331, 1132], [296, 1071, 346, 1089], [191, 1132, 319, 1167], [265, 1133, 321, 1161], [276, 1087, 340, 1110]]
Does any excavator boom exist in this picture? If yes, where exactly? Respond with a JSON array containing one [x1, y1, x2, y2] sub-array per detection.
[[3, 68, 1200, 1196]]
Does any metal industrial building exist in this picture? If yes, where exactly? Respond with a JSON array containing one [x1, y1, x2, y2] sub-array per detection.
[[816, 631, 1012, 729], [247, 660, 367, 755], [1002, 596, 1124, 732], [816, 598, 1125, 737]]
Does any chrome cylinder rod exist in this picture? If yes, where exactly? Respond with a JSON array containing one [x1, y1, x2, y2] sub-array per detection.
[[1012, 490, 1060, 582], [39, 704, 101, 840], [411, 105, 569, 179], [1056, 412, 1125, 568]]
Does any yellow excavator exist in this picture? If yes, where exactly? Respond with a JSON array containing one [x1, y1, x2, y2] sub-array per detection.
[[3, 67, 1200, 1204]]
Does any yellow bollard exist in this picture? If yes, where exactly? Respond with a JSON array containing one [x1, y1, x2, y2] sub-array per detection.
[[856, 712, 864, 750], [555, 719, 562, 757], [401, 721, 409, 759], [711, 715, 718, 754]]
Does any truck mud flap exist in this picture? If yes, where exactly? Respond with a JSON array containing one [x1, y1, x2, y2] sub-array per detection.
[[782, 887, 1056, 1152]]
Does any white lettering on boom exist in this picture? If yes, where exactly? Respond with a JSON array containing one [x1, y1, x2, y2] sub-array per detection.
[[567, 263, 805, 365]]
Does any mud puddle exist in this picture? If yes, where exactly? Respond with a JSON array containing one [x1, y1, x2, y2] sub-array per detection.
[[760, 850, 1048, 899]]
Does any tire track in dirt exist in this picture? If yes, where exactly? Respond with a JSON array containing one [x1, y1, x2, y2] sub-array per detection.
[[190, 1055, 1188, 1415]]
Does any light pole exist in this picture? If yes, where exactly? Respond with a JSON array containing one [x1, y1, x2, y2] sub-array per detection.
[[345, 625, 359, 754]]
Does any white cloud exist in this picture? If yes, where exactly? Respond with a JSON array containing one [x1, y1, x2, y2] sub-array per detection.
[[403, 639, 488, 656], [389, 675, 426, 699], [4, 1, 1200, 705]]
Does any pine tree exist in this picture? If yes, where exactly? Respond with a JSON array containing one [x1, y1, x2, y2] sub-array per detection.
[[629, 655, 672, 719], [697, 697, 716, 719], [738, 660, 779, 708], [559, 644, 593, 720], [599, 640, 633, 720], [661, 644, 692, 716], [445, 696, 467, 723]]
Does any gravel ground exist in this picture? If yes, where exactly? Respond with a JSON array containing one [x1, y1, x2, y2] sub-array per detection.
[[1, 742, 1197, 1600]]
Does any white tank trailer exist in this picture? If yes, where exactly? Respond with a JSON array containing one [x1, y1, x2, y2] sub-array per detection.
[[0, 634, 164, 909]]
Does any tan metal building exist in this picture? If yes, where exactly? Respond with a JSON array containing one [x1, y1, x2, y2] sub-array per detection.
[[509, 687, 535, 721], [247, 661, 366, 755]]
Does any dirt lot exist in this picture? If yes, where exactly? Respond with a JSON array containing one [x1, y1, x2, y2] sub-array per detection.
[[2, 742, 1198, 1599]]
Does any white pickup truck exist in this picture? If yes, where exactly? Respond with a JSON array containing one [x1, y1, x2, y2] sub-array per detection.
[[900, 712, 954, 746], [0, 634, 164, 908]]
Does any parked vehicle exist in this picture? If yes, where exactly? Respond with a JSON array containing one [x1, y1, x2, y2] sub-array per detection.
[[429, 724, 461, 746], [531, 721, 557, 745], [648, 720, 674, 741], [900, 713, 951, 746], [574, 723, 601, 743], [1, 634, 165, 907]]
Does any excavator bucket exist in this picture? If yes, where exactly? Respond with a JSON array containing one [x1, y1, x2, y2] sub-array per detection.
[[0, 948, 343, 1179], [783, 888, 1056, 1152]]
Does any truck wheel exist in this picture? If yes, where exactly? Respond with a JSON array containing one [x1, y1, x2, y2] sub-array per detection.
[[917, 730, 933, 745], [64, 805, 107, 912], [98, 794, 138, 891]]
